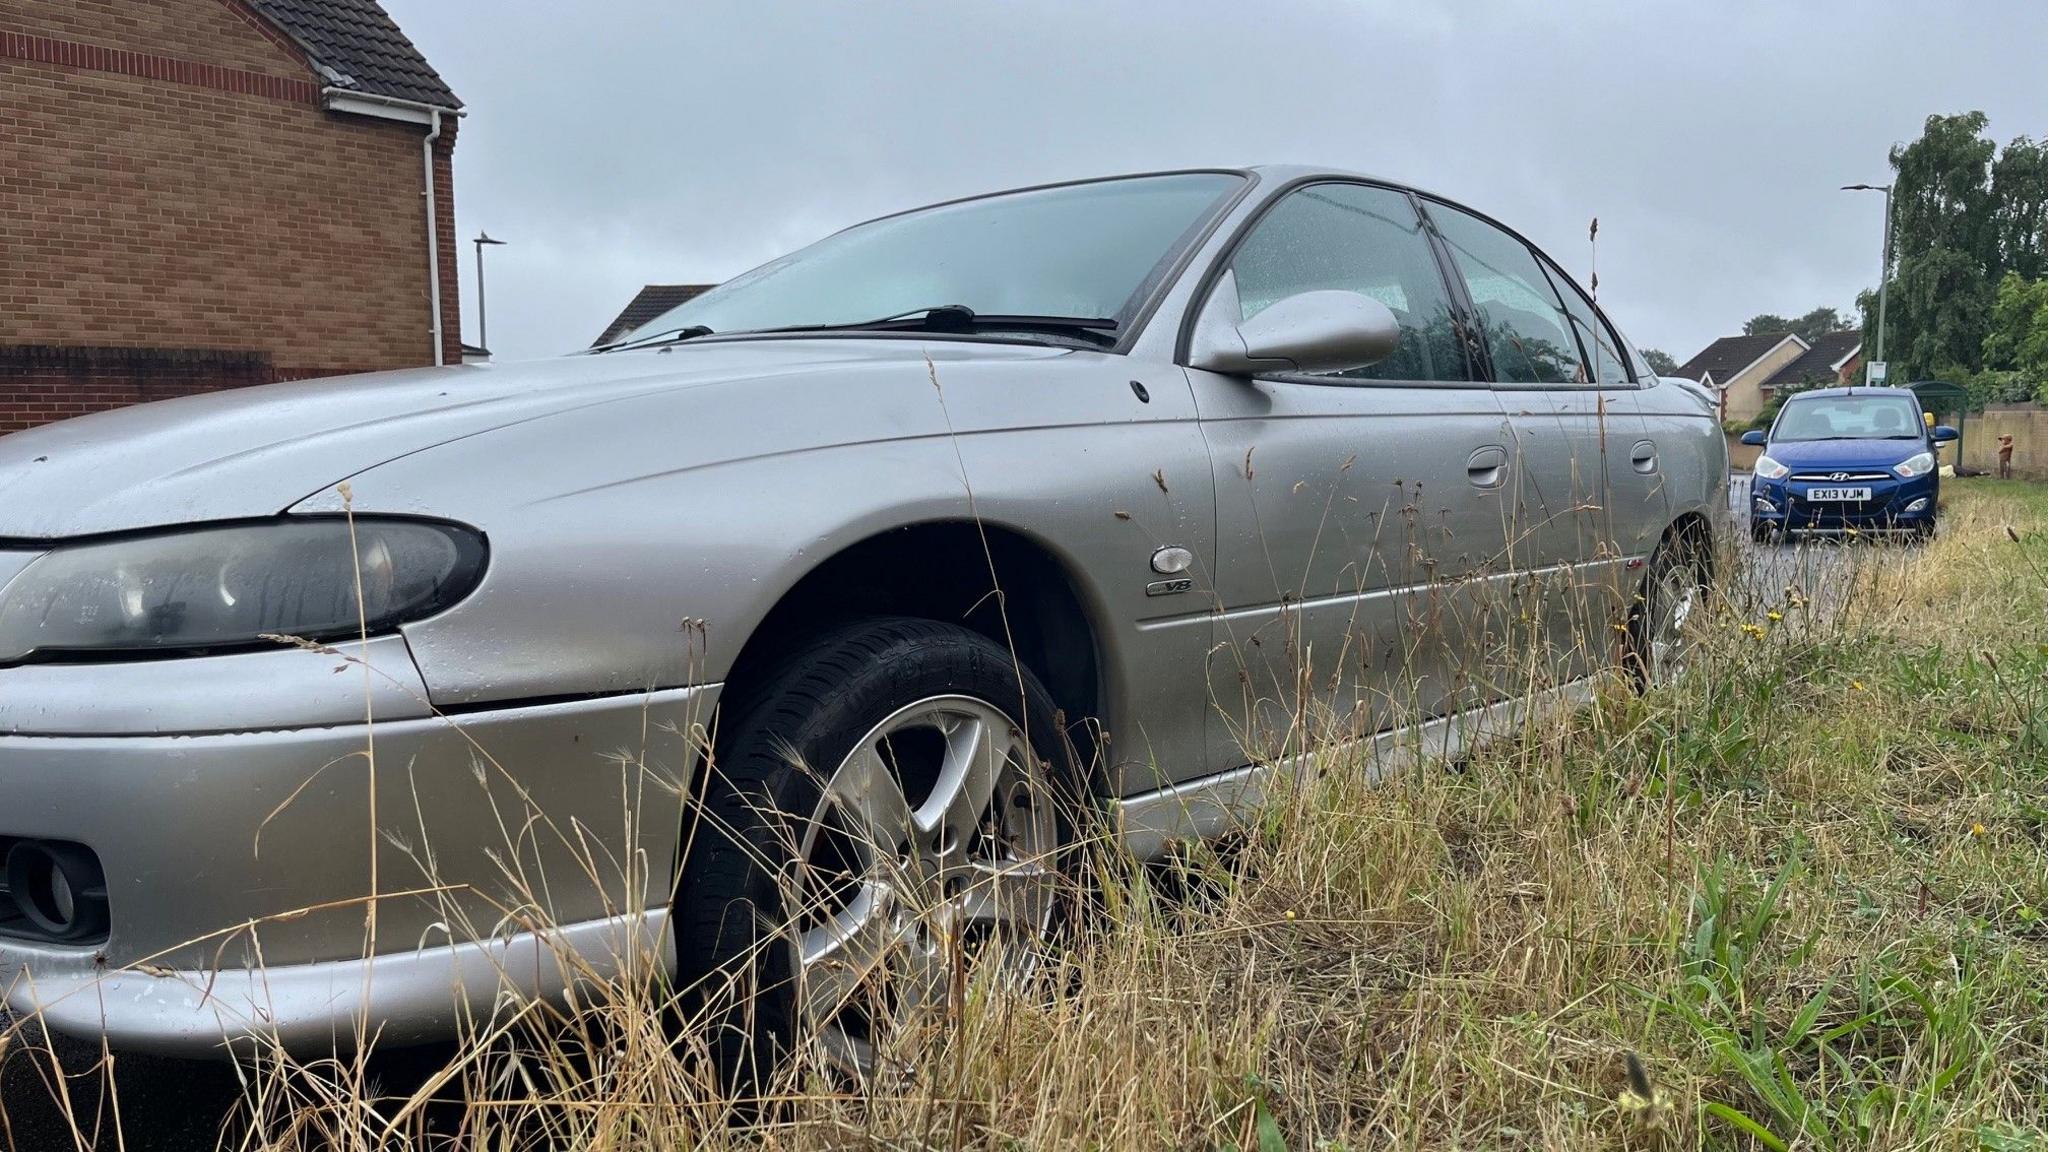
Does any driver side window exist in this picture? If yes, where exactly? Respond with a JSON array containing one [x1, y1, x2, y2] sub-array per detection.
[[1226, 183, 1470, 382]]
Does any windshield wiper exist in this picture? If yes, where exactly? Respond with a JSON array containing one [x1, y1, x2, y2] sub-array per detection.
[[764, 305, 1121, 347], [591, 324, 714, 354]]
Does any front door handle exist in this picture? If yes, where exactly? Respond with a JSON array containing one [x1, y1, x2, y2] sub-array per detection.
[[1630, 439, 1659, 475], [1467, 444, 1509, 490]]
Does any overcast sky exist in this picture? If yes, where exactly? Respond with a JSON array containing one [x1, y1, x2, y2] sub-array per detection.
[[387, 0, 2048, 365]]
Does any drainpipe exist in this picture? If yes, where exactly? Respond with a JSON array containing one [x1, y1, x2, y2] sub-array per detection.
[[423, 107, 444, 366]]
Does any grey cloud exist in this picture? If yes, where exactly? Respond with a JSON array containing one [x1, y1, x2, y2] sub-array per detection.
[[386, 0, 2048, 362]]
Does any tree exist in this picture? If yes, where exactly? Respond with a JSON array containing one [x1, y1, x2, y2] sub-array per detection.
[[1890, 112, 1999, 272], [1992, 137, 2048, 281], [1741, 308, 1854, 343], [1865, 112, 2005, 381], [1982, 271, 2048, 388], [1641, 348, 1679, 375], [1791, 306, 1852, 343], [1894, 245, 1996, 378]]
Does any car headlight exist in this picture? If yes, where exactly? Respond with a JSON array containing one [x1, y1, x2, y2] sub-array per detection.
[[1893, 451, 1935, 478], [0, 519, 485, 664], [1753, 455, 1789, 481]]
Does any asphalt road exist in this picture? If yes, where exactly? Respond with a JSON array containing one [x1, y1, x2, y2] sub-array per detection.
[[0, 474, 1883, 1151]]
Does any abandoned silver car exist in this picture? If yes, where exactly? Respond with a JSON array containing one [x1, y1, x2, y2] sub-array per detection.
[[0, 167, 1723, 1069]]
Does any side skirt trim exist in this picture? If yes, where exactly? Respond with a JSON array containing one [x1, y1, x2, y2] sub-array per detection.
[[1112, 682, 1597, 860]]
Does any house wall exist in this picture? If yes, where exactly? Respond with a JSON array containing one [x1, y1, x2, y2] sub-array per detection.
[[1720, 340, 1806, 425], [1727, 434, 1762, 472], [0, 0, 461, 433]]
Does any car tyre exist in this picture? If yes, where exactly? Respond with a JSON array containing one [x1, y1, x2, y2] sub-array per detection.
[[674, 617, 1079, 1092], [1627, 534, 1709, 688]]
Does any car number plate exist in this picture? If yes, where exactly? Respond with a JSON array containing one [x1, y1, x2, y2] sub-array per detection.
[[1805, 486, 1871, 502]]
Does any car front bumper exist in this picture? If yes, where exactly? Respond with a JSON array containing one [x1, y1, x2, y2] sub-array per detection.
[[0, 639, 713, 1056], [1749, 473, 1936, 532]]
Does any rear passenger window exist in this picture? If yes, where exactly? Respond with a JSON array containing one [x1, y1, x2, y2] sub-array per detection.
[[1227, 183, 1469, 382], [1425, 202, 1586, 386], [1543, 262, 1631, 385]]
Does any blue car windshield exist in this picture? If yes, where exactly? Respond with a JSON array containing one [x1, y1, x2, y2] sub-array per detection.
[[622, 172, 1244, 343], [1772, 394, 1925, 441]]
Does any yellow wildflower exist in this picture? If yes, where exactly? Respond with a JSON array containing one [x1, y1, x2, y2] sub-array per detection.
[[1971, 823, 1988, 838], [1767, 610, 1784, 622], [1851, 680, 1866, 691]]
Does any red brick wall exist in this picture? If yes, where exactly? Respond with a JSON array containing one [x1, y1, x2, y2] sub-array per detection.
[[0, 346, 270, 433], [0, 0, 461, 433]]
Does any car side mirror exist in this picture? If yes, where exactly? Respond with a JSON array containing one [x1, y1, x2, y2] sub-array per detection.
[[1740, 429, 1767, 446], [1188, 272, 1402, 376], [1932, 425, 1960, 443]]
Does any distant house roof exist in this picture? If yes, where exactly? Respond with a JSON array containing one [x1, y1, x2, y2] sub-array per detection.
[[249, 0, 461, 108], [591, 284, 717, 346], [1763, 331, 1862, 390], [1670, 333, 1804, 386]]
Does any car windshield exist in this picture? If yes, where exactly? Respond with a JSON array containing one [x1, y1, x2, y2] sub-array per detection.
[[621, 172, 1245, 344], [1772, 394, 1925, 441]]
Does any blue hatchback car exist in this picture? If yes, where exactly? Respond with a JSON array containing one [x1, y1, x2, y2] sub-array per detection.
[[1742, 386, 1960, 541]]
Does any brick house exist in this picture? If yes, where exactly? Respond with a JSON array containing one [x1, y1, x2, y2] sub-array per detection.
[[0, 0, 462, 433], [1671, 330, 1864, 425]]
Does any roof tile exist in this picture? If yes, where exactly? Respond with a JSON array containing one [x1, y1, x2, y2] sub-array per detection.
[[592, 285, 719, 346], [248, 0, 459, 108], [1670, 333, 1797, 384], [1762, 331, 1862, 390]]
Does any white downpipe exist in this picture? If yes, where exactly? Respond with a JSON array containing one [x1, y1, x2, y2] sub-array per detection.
[[423, 106, 444, 367]]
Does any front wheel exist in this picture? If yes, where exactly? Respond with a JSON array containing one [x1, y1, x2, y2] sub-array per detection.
[[675, 618, 1077, 1088]]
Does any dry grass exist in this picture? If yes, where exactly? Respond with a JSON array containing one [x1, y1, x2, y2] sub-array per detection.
[[8, 480, 2048, 1150]]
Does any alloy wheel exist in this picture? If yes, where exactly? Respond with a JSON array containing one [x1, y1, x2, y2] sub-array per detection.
[[789, 694, 1060, 1074], [1647, 562, 1701, 683]]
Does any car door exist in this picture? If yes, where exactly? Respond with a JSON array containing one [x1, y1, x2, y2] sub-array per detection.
[[1180, 181, 1519, 767], [1420, 200, 1667, 685]]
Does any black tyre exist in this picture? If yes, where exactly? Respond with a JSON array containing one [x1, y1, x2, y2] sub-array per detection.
[[1627, 535, 1709, 688], [675, 618, 1078, 1089]]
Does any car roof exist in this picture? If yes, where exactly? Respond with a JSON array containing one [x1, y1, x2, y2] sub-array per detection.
[[1784, 386, 1916, 400], [857, 165, 1470, 231]]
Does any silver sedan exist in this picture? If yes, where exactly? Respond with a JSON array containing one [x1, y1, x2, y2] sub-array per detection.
[[0, 167, 1723, 1071]]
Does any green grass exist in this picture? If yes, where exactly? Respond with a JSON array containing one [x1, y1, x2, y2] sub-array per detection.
[[806, 479, 2048, 1149]]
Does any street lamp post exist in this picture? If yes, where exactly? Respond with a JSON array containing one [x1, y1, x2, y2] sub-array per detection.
[[1841, 183, 1893, 379], [473, 231, 507, 355]]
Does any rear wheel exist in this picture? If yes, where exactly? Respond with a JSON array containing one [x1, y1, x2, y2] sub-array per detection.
[[675, 618, 1077, 1088], [1628, 536, 1709, 688]]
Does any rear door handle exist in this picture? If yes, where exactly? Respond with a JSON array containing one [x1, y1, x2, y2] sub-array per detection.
[[1468, 444, 1509, 490], [1630, 440, 1658, 475]]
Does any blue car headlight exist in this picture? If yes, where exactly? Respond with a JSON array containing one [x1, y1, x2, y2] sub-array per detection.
[[1893, 451, 1935, 478], [0, 518, 486, 664], [1753, 454, 1789, 481]]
